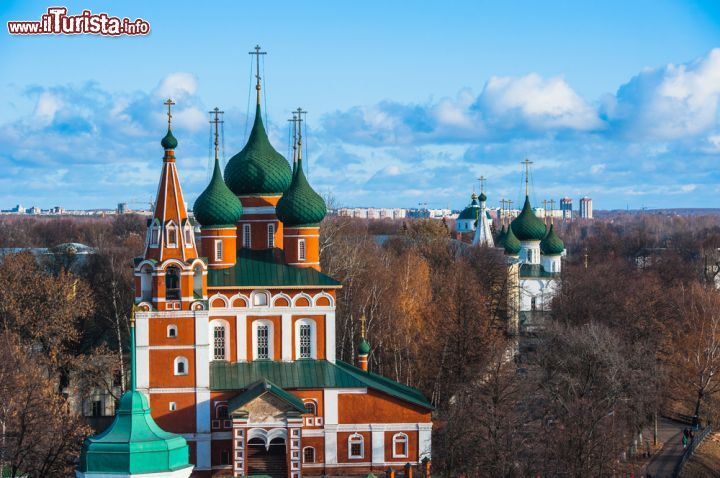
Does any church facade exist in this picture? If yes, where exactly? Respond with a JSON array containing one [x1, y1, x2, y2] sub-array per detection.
[[131, 71, 432, 477]]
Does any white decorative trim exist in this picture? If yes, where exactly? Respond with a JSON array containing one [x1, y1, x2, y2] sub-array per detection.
[[348, 433, 365, 459], [325, 429, 337, 465], [148, 345, 195, 350], [282, 313, 292, 361], [147, 388, 196, 394], [313, 292, 335, 307], [209, 318, 231, 362], [76, 466, 193, 478], [294, 318, 317, 359], [271, 292, 292, 307], [284, 234, 320, 238], [323, 390, 339, 425], [291, 292, 313, 307], [237, 312, 247, 362], [209, 293, 230, 308], [325, 311, 336, 363], [391, 432, 408, 459], [373, 430, 385, 463]]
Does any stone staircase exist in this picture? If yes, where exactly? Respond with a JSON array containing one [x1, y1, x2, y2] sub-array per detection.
[[246, 444, 287, 478]]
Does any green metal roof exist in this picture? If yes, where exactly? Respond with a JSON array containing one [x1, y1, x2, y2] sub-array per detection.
[[210, 360, 433, 410], [77, 391, 192, 475], [457, 194, 480, 220], [520, 263, 557, 278], [495, 225, 507, 248], [504, 223, 521, 255], [161, 128, 178, 150], [224, 104, 292, 196], [193, 157, 243, 228], [276, 156, 327, 227], [511, 196, 547, 241], [228, 378, 306, 414], [207, 249, 341, 288]]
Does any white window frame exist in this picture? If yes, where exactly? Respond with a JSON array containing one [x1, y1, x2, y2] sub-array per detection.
[[348, 433, 364, 459], [252, 319, 274, 360], [149, 220, 160, 248], [209, 319, 230, 362], [214, 239, 223, 261], [169, 401, 177, 411], [295, 319, 316, 359], [303, 446, 316, 464], [298, 238, 306, 261], [267, 223, 275, 248], [252, 290, 269, 307], [184, 223, 193, 248], [166, 221, 178, 248], [243, 223, 251, 248], [174, 356, 189, 376], [167, 324, 178, 338], [392, 432, 409, 458]]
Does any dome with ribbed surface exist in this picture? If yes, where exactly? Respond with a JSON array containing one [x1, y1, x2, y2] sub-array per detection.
[[504, 224, 521, 255], [276, 157, 327, 227], [358, 338, 370, 355], [540, 224, 565, 255], [224, 104, 291, 195], [194, 158, 243, 228], [496, 225, 507, 248], [161, 129, 178, 150], [511, 196, 547, 241]]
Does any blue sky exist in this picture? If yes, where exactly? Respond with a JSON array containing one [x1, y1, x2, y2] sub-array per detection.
[[1, 1, 720, 211]]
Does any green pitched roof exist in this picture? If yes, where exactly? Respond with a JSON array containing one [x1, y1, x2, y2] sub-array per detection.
[[228, 378, 306, 414], [458, 194, 480, 220], [504, 223, 521, 255], [276, 157, 327, 227], [77, 391, 191, 475], [161, 129, 178, 150], [511, 196, 547, 241], [520, 263, 557, 278], [207, 248, 341, 288], [210, 360, 433, 410], [193, 158, 243, 227], [540, 224, 565, 255], [224, 104, 291, 196]]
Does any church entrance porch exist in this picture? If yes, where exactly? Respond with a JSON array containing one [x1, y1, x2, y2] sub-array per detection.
[[246, 436, 288, 478]]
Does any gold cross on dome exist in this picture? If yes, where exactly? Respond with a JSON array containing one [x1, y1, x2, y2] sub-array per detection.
[[164, 98, 175, 129]]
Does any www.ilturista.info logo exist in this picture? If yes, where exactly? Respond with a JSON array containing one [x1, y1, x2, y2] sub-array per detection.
[[7, 7, 150, 36]]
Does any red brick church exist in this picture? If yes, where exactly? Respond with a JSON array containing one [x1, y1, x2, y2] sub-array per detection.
[[130, 55, 433, 477]]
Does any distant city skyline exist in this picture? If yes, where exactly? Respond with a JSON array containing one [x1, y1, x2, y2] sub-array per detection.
[[1, 1, 719, 211]]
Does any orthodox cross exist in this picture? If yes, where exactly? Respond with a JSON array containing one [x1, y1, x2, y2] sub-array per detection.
[[295, 107, 307, 163], [478, 176, 486, 194], [542, 200, 549, 226], [288, 113, 299, 163], [164, 98, 175, 129], [521, 159, 533, 196], [500, 199, 508, 225], [209, 107, 224, 161], [249, 44, 267, 104], [507, 199, 514, 221], [360, 314, 367, 339]]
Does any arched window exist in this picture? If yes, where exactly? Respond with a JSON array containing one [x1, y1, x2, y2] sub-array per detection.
[[252, 291, 269, 307], [392, 433, 408, 458], [303, 447, 315, 464], [252, 320, 273, 360], [166, 266, 181, 300], [140, 265, 152, 301], [295, 319, 316, 359], [174, 356, 188, 376], [527, 248, 534, 263], [242, 224, 251, 248], [348, 433, 364, 459], [167, 324, 178, 338], [183, 223, 193, 248], [267, 223, 275, 248], [216, 404, 229, 419], [193, 265, 203, 297], [149, 220, 160, 247], [304, 401, 316, 416], [298, 239, 306, 261], [213, 324, 226, 361], [166, 222, 178, 248]]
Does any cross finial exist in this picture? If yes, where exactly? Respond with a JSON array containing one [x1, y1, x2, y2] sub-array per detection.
[[521, 159, 533, 196], [360, 314, 367, 339], [288, 112, 300, 164], [478, 176, 486, 193], [295, 107, 307, 159], [249, 44, 267, 105], [209, 107, 224, 162], [164, 98, 175, 130]]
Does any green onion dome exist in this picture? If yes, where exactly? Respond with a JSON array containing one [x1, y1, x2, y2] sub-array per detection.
[[478, 192, 487, 202], [511, 196, 547, 241], [358, 338, 370, 355], [77, 390, 191, 475], [496, 225, 507, 248], [161, 129, 178, 149], [193, 158, 243, 228], [276, 157, 327, 227], [458, 193, 480, 220], [540, 224, 565, 255], [504, 223, 521, 255], [224, 105, 292, 196]]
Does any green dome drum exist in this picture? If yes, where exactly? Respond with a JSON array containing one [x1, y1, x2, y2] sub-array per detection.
[[194, 158, 243, 228], [224, 105, 291, 196], [276, 157, 327, 228], [511, 196, 547, 241]]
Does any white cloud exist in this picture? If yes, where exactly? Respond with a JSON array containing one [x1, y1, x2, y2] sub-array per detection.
[[155, 72, 198, 99], [33, 92, 62, 124]]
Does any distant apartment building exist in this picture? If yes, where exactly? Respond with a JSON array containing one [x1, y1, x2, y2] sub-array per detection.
[[334, 207, 408, 219], [117, 202, 129, 214], [560, 197, 573, 220], [580, 197, 593, 219]]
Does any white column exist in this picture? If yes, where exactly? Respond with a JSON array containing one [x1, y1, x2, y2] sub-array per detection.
[[324, 426, 338, 465], [237, 312, 247, 361], [135, 314, 150, 390], [418, 424, 432, 460], [325, 311, 336, 363], [195, 433, 212, 470], [195, 311, 211, 436], [323, 389, 339, 425], [371, 426, 385, 464], [282, 312, 292, 361]]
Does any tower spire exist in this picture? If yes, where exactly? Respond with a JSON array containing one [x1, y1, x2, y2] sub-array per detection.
[[130, 305, 137, 391], [522, 158, 533, 197], [209, 107, 224, 163], [249, 44, 267, 106]]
